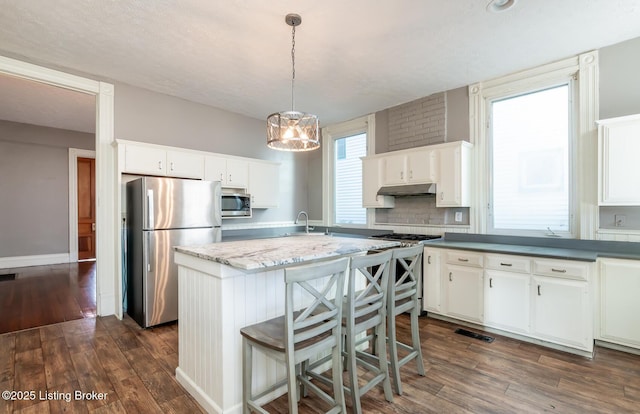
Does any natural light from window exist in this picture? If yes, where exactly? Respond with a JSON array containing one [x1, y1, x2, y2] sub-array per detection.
[[490, 84, 571, 235], [334, 133, 367, 225]]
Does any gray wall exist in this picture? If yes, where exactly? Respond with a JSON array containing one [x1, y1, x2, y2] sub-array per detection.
[[113, 82, 309, 224], [0, 120, 94, 257]]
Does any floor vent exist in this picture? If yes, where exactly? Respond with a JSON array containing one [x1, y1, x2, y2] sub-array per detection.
[[455, 328, 494, 343], [0, 273, 17, 282]]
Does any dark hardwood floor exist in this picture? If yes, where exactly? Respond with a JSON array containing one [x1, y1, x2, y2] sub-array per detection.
[[0, 262, 97, 334], [1, 263, 639, 413]]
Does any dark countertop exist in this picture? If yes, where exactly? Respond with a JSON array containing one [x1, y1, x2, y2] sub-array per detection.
[[221, 226, 383, 242], [423, 233, 640, 262]]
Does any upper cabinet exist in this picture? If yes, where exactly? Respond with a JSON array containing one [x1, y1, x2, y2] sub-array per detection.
[[248, 160, 280, 209], [204, 155, 248, 189], [123, 142, 204, 179], [362, 157, 394, 208], [381, 148, 437, 186], [597, 114, 640, 206], [436, 142, 472, 207]]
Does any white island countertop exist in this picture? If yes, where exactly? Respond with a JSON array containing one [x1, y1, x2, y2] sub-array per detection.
[[174, 234, 400, 271]]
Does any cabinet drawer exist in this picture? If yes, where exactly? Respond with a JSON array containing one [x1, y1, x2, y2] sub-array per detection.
[[533, 259, 589, 281], [445, 250, 484, 268], [485, 254, 531, 274]]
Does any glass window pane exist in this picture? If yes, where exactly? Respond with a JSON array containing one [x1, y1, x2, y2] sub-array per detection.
[[490, 84, 570, 233], [334, 133, 367, 225]]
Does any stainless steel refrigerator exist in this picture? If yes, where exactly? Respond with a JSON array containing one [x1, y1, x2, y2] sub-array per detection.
[[126, 176, 222, 328]]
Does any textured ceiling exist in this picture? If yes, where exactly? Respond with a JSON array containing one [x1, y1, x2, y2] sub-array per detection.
[[1, 0, 640, 133]]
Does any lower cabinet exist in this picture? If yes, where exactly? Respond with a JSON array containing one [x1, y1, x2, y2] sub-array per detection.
[[442, 263, 484, 324], [423, 248, 441, 313], [531, 275, 592, 351], [484, 269, 530, 335], [598, 258, 640, 349]]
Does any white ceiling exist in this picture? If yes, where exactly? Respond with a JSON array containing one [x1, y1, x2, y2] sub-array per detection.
[[1, 0, 640, 134]]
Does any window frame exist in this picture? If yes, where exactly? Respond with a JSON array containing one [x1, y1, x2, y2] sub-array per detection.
[[322, 114, 375, 228], [486, 80, 577, 237], [469, 51, 599, 239]]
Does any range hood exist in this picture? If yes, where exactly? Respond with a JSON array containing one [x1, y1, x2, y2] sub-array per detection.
[[377, 183, 437, 196]]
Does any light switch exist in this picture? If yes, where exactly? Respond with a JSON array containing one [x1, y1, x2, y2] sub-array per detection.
[[455, 211, 463, 222], [615, 214, 626, 227]]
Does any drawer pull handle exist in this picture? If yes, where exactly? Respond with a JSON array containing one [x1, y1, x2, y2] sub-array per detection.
[[489, 278, 493, 288], [449, 272, 452, 282], [500, 262, 512, 267], [551, 268, 567, 273], [458, 258, 469, 262], [537, 285, 541, 296]]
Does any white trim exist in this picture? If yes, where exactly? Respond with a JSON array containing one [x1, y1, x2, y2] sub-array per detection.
[[0, 55, 119, 318], [469, 52, 599, 239], [0, 253, 70, 269], [69, 148, 96, 263]]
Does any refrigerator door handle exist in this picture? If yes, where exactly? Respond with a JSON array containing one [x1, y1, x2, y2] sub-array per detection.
[[146, 232, 152, 273], [147, 189, 154, 229]]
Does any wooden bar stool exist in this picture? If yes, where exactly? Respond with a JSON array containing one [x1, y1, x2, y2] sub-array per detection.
[[240, 257, 349, 414], [306, 250, 395, 413], [387, 244, 426, 395]]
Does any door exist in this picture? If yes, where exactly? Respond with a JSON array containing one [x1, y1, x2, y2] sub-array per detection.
[[77, 157, 96, 260]]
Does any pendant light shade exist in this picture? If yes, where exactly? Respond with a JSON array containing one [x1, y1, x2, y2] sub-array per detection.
[[266, 13, 320, 152]]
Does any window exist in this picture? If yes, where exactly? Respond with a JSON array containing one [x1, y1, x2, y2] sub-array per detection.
[[489, 83, 574, 236], [334, 133, 367, 225]]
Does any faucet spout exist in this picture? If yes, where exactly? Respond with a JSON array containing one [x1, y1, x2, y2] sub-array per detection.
[[295, 211, 309, 233]]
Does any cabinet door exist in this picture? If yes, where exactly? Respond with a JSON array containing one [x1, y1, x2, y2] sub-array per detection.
[[443, 264, 483, 323], [484, 270, 530, 334], [362, 158, 394, 208], [249, 162, 279, 208], [382, 154, 407, 185], [124, 144, 166, 176], [204, 155, 228, 184], [226, 159, 249, 189], [166, 150, 204, 179], [531, 276, 592, 351], [407, 150, 437, 183], [599, 259, 640, 349], [599, 119, 640, 205], [423, 248, 441, 313], [437, 146, 461, 206]]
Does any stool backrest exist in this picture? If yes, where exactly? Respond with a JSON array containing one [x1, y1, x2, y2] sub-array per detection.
[[347, 250, 393, 326], [284, 257, 349, 348], [390, 245, 423, 308]]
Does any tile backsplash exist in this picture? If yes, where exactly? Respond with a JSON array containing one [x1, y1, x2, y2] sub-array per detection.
[[375, 195, 469, 226]]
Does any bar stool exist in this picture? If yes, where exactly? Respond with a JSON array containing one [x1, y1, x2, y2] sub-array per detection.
[[306, 250, 394, 413], [240, 257, 349, 414], [387, 244, 426, 395]]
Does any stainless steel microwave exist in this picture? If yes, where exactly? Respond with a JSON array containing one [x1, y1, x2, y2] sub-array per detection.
[[221, 193, 251, 217]]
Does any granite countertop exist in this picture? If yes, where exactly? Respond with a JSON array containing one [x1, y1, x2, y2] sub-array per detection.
[[174, 235, 401, 270], [424, 233, 640, 262]]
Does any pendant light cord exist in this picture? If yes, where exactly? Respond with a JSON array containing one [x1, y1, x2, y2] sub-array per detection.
[[291, 24, 296, 111]]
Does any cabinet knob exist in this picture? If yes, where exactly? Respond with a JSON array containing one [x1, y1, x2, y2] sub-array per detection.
[[170, 162, 175, 171], [409, 170, 413, 179], [551, 268, 567, 273], [400, 171, 404, 180], [158, 160, 163, 170], [440, 192, 444, 200], [427, 256, 431, 265], [458, 258, 469, 262], [500, 263, 512, 267], [449, 272, 453, 282], [489, 278, 493, 288], [537, 285, 541, 296]]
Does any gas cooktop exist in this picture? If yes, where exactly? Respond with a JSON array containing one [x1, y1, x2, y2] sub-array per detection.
[[370, 233, 442, 242]]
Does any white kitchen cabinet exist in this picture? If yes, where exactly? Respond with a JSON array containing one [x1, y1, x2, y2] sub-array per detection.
[[597, 114, 640, 206], [436, 142, 472, 207], [484, 269, 530, 335], [248, 161, 280, 208], [381, 149, 437, 186], [362, 157, 394, 208], [123, 143, 204, 179], [598, 258, 640, 349], [531, 260, 593, 352], [204, 155, 248, 189], [423, 248, 441, 313], [442, 250, 484, 324]]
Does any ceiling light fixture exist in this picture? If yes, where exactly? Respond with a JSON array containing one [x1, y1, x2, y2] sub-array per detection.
[[266, 13, 319, 152], [486, 0, 517, 13]]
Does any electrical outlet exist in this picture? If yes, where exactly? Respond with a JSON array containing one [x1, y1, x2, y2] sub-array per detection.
[[615, 214, 626, 227], [455, 211, 463, 222]]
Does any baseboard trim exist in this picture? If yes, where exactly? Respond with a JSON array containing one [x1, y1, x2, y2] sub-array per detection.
[[0, 253, 70, 269]]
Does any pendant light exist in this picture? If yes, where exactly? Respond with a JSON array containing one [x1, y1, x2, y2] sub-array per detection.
[[266, 13, 320, 151]]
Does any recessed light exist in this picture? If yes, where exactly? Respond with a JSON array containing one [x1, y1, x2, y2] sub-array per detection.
[[487, 0, 517, 13]]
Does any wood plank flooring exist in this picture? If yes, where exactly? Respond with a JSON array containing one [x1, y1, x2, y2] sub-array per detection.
[[1, 314, 640, 413], [0, 262, 96, 334]]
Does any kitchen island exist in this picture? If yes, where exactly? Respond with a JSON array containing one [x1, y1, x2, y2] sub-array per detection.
[[173, 235, 400, 414]]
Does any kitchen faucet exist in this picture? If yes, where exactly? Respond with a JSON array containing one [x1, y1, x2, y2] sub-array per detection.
[[295, 211, 309, 233]]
